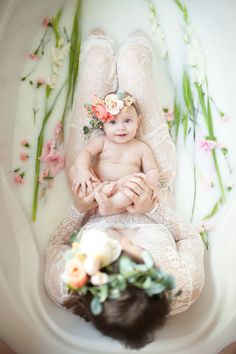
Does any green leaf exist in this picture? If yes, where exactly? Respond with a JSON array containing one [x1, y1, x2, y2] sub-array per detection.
[[119, 256, 134, 275], [195, 83, 208, 126], [68, 233, 77, 244], [83, 126, 90, 135], [182, 112, 189, 143], [146, 283, 166, 296], [203, 198, 222, 220], [141, 250, 154, 268], [97, 284, 108, 303], [173, 96, 181, 141], [90, 297, 102, 315], [183, 71, 194, 116]]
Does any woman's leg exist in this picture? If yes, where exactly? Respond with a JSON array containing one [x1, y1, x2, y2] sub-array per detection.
[[65, 31, 117, 185], [117, 32, 176, 207]]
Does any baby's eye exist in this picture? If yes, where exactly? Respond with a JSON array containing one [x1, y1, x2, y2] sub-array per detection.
[[109, 120, 116, 125], [124, 118, 132, 123]]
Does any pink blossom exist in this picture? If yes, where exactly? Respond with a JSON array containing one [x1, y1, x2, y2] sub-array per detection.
[[39, 140, 65, 176], [28, 54, 40, 61], [47, 154, 65, 176], [20, 153, 29, 161], [42, 17, 51, 27], [199, 139, 218, 152], [39, 140, 57, 162], [14, 174, 24, 184], [164, 109, 174, 122], [20, 139, 30, 147], [37, 78, 46, 87], [39, 169, 50, 183], [220, 114, 229, 122], [54, 121, 63, 141]]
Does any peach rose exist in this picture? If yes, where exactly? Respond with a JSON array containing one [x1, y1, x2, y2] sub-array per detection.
[[62, 258, 88, 290]]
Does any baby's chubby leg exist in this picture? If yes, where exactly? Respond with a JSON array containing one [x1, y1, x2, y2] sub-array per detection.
[[94, 175, 144, 216]]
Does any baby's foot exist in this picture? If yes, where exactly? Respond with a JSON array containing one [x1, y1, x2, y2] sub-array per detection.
[[94, 188, 113, 216]]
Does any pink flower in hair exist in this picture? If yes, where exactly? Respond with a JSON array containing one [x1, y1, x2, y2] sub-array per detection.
[[92, 103, 114, 123]]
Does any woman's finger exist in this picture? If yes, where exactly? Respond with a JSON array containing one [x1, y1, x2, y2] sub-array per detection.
[[123, 177, 146, 191], [81, 182, 87, 195], [121, 186, 139, 202], [122, 181, 143, 196], [86, 179, 93, 193]]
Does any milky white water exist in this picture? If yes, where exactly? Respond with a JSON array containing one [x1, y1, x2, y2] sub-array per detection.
[[1, 0, 236, 353]]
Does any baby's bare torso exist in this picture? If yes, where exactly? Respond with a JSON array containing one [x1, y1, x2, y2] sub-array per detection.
[[92, 138, 143, 181]]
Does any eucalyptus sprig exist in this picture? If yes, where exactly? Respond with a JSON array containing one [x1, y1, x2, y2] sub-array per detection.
[[77, 252, 176, 316]]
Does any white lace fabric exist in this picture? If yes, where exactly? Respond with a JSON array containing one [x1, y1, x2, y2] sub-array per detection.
[[44, 33, 205, 317]]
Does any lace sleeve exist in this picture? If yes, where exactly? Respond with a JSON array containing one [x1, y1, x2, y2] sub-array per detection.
[[147, 203, 200, 242], [147, 203, 205, 312]]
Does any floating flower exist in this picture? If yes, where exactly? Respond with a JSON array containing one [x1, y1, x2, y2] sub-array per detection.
[[227, 181, 234, 191], [164, 109, 174, 122], [219, 113, 229, 122], [39, 168, 50, 183], [148, 3, 168, 58], [197, 221, 214, 234], [199, 139, 217, 152], [54, 121, 63, 142], [105, 94, 124, 115], [42, 17, 51, 27], [20, 139, 30, 147], [20, 153, 29, 161], [39, 140, 65, 176], [37, 78, 46, 88], [14, 174, 24, 184], [28, 53, 40, 61]]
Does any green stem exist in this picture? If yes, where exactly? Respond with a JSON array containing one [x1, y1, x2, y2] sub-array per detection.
[[31, 83, 66, 221], [212, 149, 226, 202]]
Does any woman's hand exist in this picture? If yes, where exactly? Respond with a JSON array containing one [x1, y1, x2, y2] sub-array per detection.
[[120, 173, 158, 214], [73, 188, 98, 213]]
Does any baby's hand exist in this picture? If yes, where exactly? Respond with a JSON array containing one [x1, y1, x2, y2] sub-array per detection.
[[72, 170, 100, 195]]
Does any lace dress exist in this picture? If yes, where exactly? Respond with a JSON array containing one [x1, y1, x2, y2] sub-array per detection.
[[44, 203, 205, 316], [44, 32, 204, 318]]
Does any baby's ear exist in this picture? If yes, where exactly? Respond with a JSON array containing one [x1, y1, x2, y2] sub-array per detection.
[[137, 114, 142, 126]]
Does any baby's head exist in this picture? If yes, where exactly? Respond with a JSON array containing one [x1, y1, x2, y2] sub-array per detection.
[[83, 91, 141, 143]]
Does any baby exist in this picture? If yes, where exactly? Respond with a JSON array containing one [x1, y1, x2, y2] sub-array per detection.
[[71, 91, 159, 215]]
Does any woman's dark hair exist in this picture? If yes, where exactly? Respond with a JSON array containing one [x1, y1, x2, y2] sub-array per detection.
[[63, 253, 170, 349]]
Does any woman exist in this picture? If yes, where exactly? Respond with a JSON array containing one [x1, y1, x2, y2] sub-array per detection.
[[44, 30, 205, 349]]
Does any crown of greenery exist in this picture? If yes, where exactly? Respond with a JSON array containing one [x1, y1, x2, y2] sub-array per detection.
[[63, 233, 179, 316], [83, 90, 137, 138]]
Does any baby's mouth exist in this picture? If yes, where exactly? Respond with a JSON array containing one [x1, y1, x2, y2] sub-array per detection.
[[116, 133, 127, 136]]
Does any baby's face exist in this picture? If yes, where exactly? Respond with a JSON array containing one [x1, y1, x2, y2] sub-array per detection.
[[103, 106, 139, 144]]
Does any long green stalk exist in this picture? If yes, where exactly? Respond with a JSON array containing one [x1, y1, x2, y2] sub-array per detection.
[[32, 83, 65, 221]]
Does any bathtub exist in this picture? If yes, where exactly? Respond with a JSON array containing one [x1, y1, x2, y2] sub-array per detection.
[[1, 0, 236, 353]]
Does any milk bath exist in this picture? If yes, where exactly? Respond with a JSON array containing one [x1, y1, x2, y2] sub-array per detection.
[[1, 0, 236, 353]]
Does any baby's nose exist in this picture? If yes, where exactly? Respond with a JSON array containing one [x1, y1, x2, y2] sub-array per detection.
[[117, 122, 125, 129]]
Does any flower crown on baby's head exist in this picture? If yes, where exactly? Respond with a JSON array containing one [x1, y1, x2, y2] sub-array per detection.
[[83, 90, 137, 137], [62, 228, 180, 316]]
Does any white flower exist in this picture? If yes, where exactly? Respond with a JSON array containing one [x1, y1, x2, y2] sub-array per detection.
[[79, 228, 122, 270], [105, 94, 124, 115], [91, 271, 109, 285]]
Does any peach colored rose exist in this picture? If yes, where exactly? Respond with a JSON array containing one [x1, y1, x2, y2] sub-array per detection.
[[92, 103, 114, 123], [62, 259, 88, 289]]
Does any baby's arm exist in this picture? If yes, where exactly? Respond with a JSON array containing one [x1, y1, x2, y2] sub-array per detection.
[[141, 143, 159, 191], [72, 135, 105, 194]]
